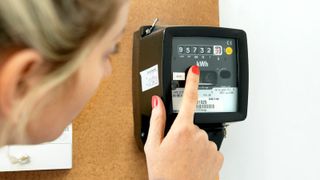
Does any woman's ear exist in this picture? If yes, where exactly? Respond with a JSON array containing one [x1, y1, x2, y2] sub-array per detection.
[[0, 49, 46, 119]]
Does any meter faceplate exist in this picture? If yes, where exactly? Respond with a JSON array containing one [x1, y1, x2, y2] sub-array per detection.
[[162, 27, 248, 125], [171, 37, 238, 114]]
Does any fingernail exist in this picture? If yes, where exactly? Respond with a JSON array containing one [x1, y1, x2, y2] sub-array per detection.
[[151, 96, 158, 109], [191, 65, 200, 75]]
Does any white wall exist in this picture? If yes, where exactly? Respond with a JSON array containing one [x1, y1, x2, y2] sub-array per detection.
[[219, 0, 320, 179]]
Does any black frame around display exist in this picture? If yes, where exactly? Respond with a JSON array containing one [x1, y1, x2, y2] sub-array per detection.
[[162, 27, 249, 124]]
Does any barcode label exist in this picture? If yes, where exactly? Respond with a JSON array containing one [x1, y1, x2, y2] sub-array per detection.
[[196, 99, 214, 111], [196, 104, 215, 109]]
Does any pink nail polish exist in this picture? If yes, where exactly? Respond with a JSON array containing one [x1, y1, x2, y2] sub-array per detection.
[[191, 65, 200, 75], [152, 96, 158, 109]]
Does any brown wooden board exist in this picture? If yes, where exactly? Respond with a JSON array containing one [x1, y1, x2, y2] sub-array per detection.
[[0, 0, 219, 179]]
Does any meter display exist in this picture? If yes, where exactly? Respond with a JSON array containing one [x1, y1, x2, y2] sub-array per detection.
[[171, 37, 238, 113]]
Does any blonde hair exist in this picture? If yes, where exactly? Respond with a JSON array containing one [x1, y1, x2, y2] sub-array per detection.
[[0, 0, 126, 146]]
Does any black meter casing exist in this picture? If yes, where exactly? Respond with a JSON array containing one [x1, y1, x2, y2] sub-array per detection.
[[132, 26, 248, 150]]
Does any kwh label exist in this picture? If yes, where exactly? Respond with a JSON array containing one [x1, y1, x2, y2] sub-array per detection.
[[196, 61, 209, 67]]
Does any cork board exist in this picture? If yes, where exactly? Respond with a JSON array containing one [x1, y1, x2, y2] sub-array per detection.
[[0, 0, 219, 179]]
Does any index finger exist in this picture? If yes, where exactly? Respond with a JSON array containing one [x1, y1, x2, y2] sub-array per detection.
[[175, 65, 200, 124]]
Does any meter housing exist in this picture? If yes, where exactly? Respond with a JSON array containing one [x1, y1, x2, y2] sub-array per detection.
[[132, 26, 248, 149]]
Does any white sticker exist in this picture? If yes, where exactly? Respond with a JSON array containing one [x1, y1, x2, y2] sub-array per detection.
[[173, 72, 185, 81], [172, 87, 238, 113], [140, 65, 159, 92], [213, 45, 223, 56]]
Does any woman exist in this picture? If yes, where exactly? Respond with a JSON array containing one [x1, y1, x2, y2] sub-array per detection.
[[0, 0, 223, 179]]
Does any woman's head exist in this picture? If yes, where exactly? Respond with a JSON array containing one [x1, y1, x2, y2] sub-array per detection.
[[0, 0, 129, 146]]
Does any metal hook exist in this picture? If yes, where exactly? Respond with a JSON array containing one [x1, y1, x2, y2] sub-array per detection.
[[145, 18, 159, 35]]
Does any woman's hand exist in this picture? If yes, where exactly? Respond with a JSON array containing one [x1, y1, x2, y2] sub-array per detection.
[[145, 65, 223, 180]]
